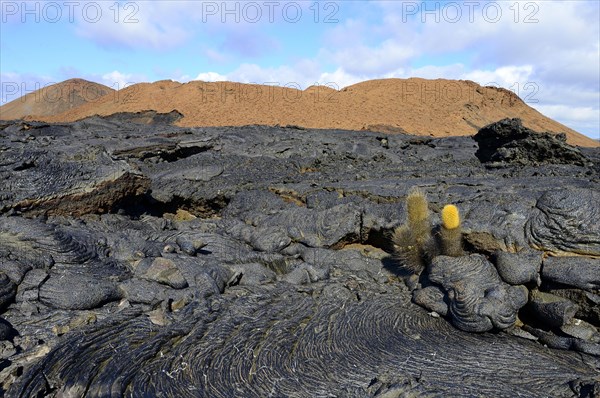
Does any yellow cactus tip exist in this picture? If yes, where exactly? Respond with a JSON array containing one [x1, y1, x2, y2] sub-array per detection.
[[441, 204, 460, 230]]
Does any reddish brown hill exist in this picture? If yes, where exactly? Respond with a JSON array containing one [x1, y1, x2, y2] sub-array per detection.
[[2, 78, 596, 147], [0, 78, 114, 120]]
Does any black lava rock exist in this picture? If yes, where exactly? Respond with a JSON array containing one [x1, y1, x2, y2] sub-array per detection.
[[473, 118, 589, 166], [0, 115, 598, 397]]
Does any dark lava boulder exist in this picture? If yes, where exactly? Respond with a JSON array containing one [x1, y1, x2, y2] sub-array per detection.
[[39, 270, 123, 310], [542, 256, 600, 291], [426, 254, 528, 332], [0, 143, 149, 216], [526, 188, 600, 256], [473, 118, 589, 166], [493, 250, 542, 286]]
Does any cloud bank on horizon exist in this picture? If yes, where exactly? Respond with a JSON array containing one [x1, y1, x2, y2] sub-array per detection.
[[1, 0, 598, 139]]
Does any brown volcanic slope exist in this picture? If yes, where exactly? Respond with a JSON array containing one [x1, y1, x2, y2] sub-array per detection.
[[2, 78, 596, 147], [0, 78, 114, 120]]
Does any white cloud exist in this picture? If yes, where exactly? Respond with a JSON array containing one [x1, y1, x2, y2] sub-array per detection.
[[71, 1, 308, 52], [100, 71, 142, 90], [379, 64, 537, 92], [535, 105, 599, 123], [325, 40, 415, 75], [224, 63, 315, 87], [187, 64, 364, 92], [534, 104, 600, 139], [328, 1, 598, 81], [317, 68, 364, 89], [195, 63, 366, 90], [396, 64, 464, 80], [462, 65, 534, 88], [74, 2, 191, 49], [194, 72, 228, 82]]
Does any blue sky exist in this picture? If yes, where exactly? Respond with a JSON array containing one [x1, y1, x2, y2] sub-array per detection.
[[1, 0, 598, 139]]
